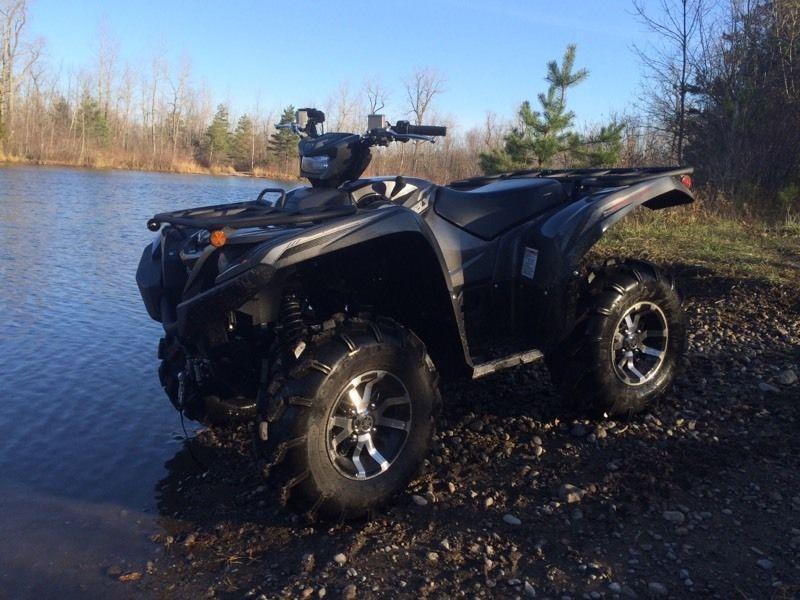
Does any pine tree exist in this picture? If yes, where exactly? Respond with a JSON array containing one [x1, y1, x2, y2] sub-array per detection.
[[198, 104, 231, 167], [481, 45, 622, 173], [569, 121, 625, 167], [231, 114, 255, 172], [268, 106, 298, 174], [77, 96, 111, 148]]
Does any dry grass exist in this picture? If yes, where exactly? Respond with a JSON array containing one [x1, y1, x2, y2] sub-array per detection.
[[0, 152, 299, 181], [597, 201, 800, 288]]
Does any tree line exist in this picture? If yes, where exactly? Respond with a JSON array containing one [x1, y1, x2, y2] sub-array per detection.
[[0, 0, 798, 217]]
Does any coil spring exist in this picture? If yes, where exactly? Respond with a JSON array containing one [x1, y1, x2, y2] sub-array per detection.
[[280, 293, 305, 347]]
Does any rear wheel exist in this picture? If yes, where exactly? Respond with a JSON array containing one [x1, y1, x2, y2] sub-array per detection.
[[255, 317, 440, 520], [547, 259, 686, 417]]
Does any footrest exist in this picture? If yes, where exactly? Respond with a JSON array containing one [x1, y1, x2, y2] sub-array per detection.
[[472, 349, 543, 379]]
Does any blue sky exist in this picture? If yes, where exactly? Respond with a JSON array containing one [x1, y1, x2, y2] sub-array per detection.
[[30, 0, 652, 130]]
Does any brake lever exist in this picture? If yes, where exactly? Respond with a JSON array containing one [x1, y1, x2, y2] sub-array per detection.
[[387, 130, 436, 144]]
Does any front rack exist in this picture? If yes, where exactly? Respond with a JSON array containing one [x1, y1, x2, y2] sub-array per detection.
[[146, 187, 356, 231]]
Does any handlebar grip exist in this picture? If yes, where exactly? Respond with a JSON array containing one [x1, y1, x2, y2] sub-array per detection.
[[408, 124, 447, 136], [394, 121, 447, 136]]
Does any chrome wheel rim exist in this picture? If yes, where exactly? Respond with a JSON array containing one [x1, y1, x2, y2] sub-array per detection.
[[326, 370, 412, 480], [611, 301, 669, 386]]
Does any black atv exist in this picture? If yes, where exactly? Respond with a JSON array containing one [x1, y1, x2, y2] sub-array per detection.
[[137, 108, 693, 519]]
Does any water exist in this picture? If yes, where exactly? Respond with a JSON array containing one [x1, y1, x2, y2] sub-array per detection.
[[0, 166, 289, 598]]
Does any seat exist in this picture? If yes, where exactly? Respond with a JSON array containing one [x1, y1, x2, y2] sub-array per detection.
[[434, 178, 565, 240]]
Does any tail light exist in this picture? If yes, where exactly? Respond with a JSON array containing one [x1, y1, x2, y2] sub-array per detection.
[[680, 174, 693, 189]]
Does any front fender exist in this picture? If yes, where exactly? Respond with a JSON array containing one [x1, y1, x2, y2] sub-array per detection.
[[184, 207, 472, 369], [214, 206, 453, 285], [530, 176, 693, 342]]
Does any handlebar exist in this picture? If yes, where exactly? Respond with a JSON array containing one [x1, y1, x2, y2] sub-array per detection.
[[393, 121, 447, 137]]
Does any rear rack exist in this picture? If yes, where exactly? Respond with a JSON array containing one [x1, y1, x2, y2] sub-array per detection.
[[448, 166, 693, 191]]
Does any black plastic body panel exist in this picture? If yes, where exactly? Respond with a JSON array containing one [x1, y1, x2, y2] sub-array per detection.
[[177, 263, 275, 341], [435, 178, 565, 240], [136, 242, 162, 321], [523, 176, 694, 346]]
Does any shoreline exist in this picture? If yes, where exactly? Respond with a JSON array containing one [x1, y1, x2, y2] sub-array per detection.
[[0, 155, 302, 184]]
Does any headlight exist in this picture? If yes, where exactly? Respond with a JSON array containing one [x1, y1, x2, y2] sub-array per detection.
[[301, 155, 329, 174]]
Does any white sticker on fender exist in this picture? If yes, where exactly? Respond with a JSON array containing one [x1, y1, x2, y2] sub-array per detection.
[[521, 247, 539, 279]]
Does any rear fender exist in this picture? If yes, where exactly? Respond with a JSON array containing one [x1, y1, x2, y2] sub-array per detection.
[[529, 176, 693, 343]]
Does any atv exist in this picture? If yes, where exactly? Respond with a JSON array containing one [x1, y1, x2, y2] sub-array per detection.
[[137, 108, 693, 519]]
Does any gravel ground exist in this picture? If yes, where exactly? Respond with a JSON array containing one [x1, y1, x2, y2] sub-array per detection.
[[127, 265, 798, 599]]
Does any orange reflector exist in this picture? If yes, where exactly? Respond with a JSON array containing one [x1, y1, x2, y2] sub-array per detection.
[[680, 174, 693, 189], [210, 230, 227, 247]]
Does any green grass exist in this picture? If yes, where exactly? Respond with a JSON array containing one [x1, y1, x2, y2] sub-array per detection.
[[596, 207, 800, 288]]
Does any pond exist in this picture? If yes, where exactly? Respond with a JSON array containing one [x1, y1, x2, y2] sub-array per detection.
[[0, 166, 290, 597]]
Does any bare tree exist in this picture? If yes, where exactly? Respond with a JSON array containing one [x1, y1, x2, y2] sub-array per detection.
[[167, 57, 190, 162], [328, 81, 359, 132], [403, 67, 446, 125], [0, 0, 41, 138], [363, 76, 388, 114], [95, 19, 118, 118], [632, 0, 709, 163]]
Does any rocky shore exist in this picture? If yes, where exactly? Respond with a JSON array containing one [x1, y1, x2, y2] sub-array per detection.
[[129, 266, 798, 599]]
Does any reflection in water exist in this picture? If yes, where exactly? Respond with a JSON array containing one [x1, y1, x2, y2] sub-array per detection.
[[0, 166, 289, 597]]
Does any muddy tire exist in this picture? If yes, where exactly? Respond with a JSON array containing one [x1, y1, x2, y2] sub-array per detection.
[[547, 259, 686, 417], [255, 317, 440, 520]]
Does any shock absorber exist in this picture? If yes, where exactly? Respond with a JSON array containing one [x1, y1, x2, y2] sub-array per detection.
[[279, 293, 306, 348]]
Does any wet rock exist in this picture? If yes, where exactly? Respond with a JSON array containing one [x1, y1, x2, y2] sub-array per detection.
[[427, 551, 439, 562], [333, 553, 347, 566], [777, 369, 798, 385], [647, 582, 667, 596], [301, 553, 315, 573], [758, 382, 780, 393], [301, 588, 314, 599], [342, 583, 357, 600], [662, 510, 686, 524], [757, 558, 774, 570], [524, 580, 537, 597], [608, 582, 622, 593], [559, 483, 584, 504], [503, 513, 522, 526], [412, 494, 428, 506]]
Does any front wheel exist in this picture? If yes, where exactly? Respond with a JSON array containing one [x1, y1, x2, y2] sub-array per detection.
[[255, 317, 440, 520], [547, 259, 686, 417]]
